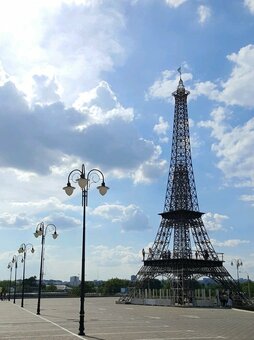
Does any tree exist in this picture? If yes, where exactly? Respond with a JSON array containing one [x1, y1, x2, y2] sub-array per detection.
[[85, 281, 96, 293], [24, 276, 37, 288], [0, 280, 9, 291], [240, 280, 254, 298], [19, 276, 38, 292], [68, 281, 96, 297], [69, 286, 80, 297], [45, 284, 57, 292], [99, 278, 130, 295], [142, 278, 162, 290]]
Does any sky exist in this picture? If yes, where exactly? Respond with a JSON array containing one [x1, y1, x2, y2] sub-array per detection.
[[0, 0, 254, 284]]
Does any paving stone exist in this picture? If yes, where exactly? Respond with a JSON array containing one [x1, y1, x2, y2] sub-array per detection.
[[0, 297, 253, 339]]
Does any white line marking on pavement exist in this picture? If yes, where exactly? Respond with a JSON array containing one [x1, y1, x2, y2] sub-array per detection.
[[136, 337, 227, 340], [90, 329, 226, 339], [232, 308, 254, 313], [182, 315, 200, 318], [90, 330, 195, 336], [0, 335, 78, 339], [145, 316, 161, 319], [19, 306, 87, 339]]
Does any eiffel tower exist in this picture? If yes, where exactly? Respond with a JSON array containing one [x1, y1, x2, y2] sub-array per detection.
[[122, 71, 249, 306]]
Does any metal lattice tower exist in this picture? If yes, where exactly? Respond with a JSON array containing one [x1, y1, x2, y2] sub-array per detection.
[[128, 75, 248, 305]]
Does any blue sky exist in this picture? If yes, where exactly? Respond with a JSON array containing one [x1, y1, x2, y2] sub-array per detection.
[[0, 0, 254, 283]]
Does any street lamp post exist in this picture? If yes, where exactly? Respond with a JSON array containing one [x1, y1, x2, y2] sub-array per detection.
[[7, 262, 13, 301], [18, 243, 35, 307], [247, 274, 251, 299], [34, 222, 58, 315], [12, 255, 23, 304], [241, 271, 251, 299], [231, 258, 243, 287], [63, 163, 109, 336]]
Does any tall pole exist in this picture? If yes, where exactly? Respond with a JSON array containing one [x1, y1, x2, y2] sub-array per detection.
[[8, 264, 13, 301], [247, 275, 251, 299], [237, 263, 240, 286], [231, 258, 243, 288], [79, 187, 87, 335], [21, 251, 26, 308], [37, 233, 45, 315], [12, 255, 23, 304], [63, 163, 108, 336], [34, 222, 58, 315], [13, 261, 18, 304], [18, 243, 34, 308]]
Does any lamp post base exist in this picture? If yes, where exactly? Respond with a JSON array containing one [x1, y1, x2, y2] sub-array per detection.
[[79, 313, 85, 336]]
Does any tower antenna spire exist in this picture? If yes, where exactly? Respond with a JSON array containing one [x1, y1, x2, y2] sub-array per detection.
[[177, 66, 182, 79]]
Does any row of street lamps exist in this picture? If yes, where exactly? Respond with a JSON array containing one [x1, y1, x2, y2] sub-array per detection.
[[34, 223, 58, 315], [231, 258, 243, 286], [6, 164, 108, 336], [18, 243, 35, 308], [7, 224, 58, 313], [231, 258, 251, 298]]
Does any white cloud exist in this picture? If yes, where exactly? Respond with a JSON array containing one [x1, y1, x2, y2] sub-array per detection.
[[0, 1, 126, 105], [191, 81, 219, 101], [90, 244, 139, 266], [198, 107, 230, 140], [148, 45, 254, 109], [132, 156, 168, 184], [43, 212, 81, 230], [240, 194, 254, 207], [0, 212, 35, 230], [32, 75, 61, 105], [74, 81, 134, 127], [164, 0, 187, 8], [211, 239, 250, 247], [190, 132, 203, 152], [92, 203, 151, 232], [86, 244, 141, 279], [0, 62, 10, 85], [193, 45, 254, 107], [244, 0, 254, 14], [0, 79, 162, 184], [197, 5, 211, 24], [199, 107, 254, 187], [74, 81, 117, 109], [220, 45, 254, 107], [202, 212, 229, 231], [146, 70, 176, 101], [12, 197, 80, 214], [0, 196, 82, 231], [153, 116, 169, 136], [146, 69, 193, 101]]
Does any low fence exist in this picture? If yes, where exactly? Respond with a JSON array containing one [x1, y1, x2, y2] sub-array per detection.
[[130, 288, 224, 307]]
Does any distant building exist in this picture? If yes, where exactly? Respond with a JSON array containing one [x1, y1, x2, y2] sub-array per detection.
[[44, 279, 63, 285], [54, 284, 69, 291], [70, 276, 80, 287]]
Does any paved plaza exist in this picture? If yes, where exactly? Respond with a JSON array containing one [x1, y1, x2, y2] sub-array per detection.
[[0, 297, 253, 339]]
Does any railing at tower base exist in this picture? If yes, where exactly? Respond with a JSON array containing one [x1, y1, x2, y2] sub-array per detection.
[[117, 287, 251, 308]]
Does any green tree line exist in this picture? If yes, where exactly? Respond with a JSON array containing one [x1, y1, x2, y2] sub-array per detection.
[[1, 276, 253, 297]]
